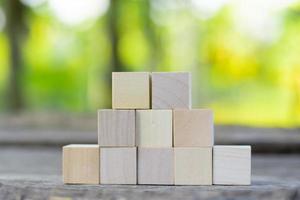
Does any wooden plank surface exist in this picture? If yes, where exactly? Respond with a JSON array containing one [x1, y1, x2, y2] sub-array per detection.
[[152, 72, 191, 109], [136, 110, 172, 147], [98, 110, 135, 147], [173, 109, 214, 147], [112, 72, 150, 109], [138, 148, 174, 185], [213, 145, 251, 185], [174, 147, 212, 185], [63, 144, 99, 184], [100, 147, 137, 184]]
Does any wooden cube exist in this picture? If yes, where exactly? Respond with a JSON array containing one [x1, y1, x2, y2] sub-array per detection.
[[98, 109, 135, 147], [100, 147, 137, 184], [63, 144, 100, 184], [138, 148, 174, 185], [152, 72, 191, 109], [112, 72, 150, 109], [213, 145, 251, 185], [136, 110, 172, 147], [174, 147, 212, 185], [173, 109, 214, 147]]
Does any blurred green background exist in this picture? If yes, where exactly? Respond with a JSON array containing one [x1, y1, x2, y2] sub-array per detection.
[[1, 0, 300, 127]]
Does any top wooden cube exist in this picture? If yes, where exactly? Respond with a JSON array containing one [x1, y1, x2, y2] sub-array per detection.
[[152, 72, 191, 109], [112, 72, 150, 109]]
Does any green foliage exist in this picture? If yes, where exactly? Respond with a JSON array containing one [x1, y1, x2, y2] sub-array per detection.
[[1, 1, 300, 127], [0, 33, 9, 110]]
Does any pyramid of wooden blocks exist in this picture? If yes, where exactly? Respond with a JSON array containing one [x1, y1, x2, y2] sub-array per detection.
[[62, 71, 251, 186]]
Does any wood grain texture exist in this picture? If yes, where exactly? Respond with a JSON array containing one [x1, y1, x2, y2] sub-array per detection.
[[63, 144, 100, 184], [100, 147, 137, 184], [138, 148, 174, 185], [173, 109, 214, 147], [112, 72, 150, 109], [213, 145, 251, 185], [152, 72, 191, 109], [98, 109, 135, 147], [174, 147, 212, 185], [136, 110, 172, 147]]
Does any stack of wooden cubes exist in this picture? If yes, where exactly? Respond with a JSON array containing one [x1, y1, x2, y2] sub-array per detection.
[[63, 72, 251, 185]]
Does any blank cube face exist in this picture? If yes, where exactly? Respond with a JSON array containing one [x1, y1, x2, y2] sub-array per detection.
[[138, 148, 174, 185], [174, 148, 212, 185], [100, 147, 137, 184], [173, 109, 214, 147], [63, 145, 100, 184], [136, 110, 172, 147], [98, 110, 135, 147], [213, 146, 251, 185], [112, 72, 150, 109], [152, 72, 191, 109]]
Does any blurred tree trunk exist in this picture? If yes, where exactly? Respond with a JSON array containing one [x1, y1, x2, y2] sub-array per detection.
[[108, 0, 123, 73], [104, 0, 124, 107], [6, 0, 26, 111]]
